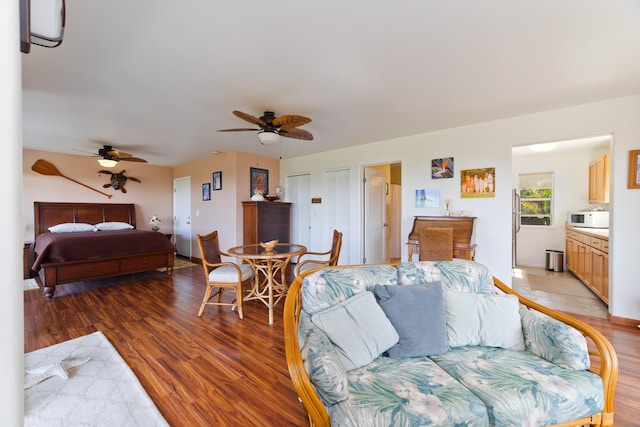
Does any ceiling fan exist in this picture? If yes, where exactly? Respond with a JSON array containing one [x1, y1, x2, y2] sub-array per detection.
[[218, 110, 313, 143], [92, 145, 148, 167]]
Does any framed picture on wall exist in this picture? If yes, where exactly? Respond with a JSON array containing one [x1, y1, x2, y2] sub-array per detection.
[[250, 167, 269, 196], [461, 167, 495, 198], [202, 183, 211, 201], [213, 171, 222, 190], [431, 157, 454, 179], [628, 150, 640, 189]]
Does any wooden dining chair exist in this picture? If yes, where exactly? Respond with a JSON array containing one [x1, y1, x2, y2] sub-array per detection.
[[418, 227, 454, 261], [294, 229, 343, 276], [196, 230, 255, 318]]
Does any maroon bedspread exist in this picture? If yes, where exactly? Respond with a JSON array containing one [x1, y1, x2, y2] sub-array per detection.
[[32, 230, 176, 271]]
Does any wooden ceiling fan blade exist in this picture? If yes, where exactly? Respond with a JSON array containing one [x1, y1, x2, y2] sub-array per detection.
[[273, 114, 311, 130], [108, 150, 133, 159], [280, 128, 313, 141], [218, 128, 261, 132], [233, 110, 267, 127], [119, 156, 148, 163]]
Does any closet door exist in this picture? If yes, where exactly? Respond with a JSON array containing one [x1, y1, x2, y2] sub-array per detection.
[[286, 173, 311, 251], [323, 168, 350, 265]]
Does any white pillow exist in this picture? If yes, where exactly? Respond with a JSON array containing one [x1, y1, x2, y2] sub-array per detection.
[[48, 223, 97, 233], [444, 291, 525, 350], [95, 222, 134, 231], [311, 291, 399, 371]]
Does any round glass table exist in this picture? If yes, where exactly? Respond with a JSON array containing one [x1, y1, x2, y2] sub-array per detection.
[[224, 243, 306, 324]]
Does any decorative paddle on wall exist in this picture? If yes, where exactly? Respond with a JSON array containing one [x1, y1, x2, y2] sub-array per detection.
[[31, 159, 112, 199]]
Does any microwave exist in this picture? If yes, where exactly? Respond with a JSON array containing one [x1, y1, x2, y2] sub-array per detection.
[[567, 211, 609, 228]]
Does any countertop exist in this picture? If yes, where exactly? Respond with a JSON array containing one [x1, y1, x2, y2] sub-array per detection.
[[567, 225, 609, 239]]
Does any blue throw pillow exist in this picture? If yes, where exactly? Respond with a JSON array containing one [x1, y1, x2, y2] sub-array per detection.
[[374, 283, 449, 357]]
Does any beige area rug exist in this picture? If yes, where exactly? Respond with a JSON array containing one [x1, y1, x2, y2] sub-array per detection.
[[158, 257, 198, 272], [24, 278, 39, 291], [25, 331, 168, 427], [526, 273, 596, 298]]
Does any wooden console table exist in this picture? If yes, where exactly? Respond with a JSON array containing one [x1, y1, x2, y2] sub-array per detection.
[[407, 216, 477, 261]]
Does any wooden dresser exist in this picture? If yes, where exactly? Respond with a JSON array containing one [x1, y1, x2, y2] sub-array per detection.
[[407, 216, 476, 261], [242, 201, 292, 245]]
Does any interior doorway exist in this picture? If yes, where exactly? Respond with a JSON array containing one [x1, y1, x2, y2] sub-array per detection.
[[363, 162, 402, 264], [173, 176, 192, 257]]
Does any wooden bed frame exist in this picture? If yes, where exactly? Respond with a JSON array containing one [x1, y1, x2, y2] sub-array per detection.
[[34, 202, 175, 298]]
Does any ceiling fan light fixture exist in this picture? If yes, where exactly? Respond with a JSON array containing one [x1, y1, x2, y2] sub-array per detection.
[[98, 158, 118, 167], [257, 131, 281, 145]]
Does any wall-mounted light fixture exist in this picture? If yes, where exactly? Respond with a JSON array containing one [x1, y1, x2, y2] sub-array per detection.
[[20, 0, 66, 53]]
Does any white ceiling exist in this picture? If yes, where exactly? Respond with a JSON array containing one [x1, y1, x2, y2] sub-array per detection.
[[21, 0, 640, 167]]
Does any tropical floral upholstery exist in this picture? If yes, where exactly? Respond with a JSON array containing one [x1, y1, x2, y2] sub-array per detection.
[[430, 346, 604, 426], [297, 262, 606, 427], [301, 265, 398, 314], [520, 306, 590, 370], [328, 356, 489, 427], [396, 260, 495, 294], [298, 312, 350, 405]]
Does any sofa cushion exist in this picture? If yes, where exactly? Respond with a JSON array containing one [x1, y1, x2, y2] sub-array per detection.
[[302, 265, 398, 315], [444, 291, 525, 350], [520, 307, 590, 370], [311, 291, 399, 371], [298, 312, 350, 405], [373, 283, 449, 357], [430, 346, 604, 426], [397, 260, 496, 295], [327, 356, 490, 426]]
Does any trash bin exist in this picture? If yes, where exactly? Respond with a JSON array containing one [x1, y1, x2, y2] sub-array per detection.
[[545, 249, 564, 272]]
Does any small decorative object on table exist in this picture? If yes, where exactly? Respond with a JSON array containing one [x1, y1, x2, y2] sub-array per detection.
[[445, 199, 451, 216], [260, 240, 278, 251], [265, 194, 279, 201], [149, 215, 161, 232]]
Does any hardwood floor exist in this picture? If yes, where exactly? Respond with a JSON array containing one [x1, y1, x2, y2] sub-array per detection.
[[24, 261, 639, 426]]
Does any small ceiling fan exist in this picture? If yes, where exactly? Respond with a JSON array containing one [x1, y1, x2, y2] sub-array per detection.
[[95, 145, 147, 163], [218, 110, 313, 143]]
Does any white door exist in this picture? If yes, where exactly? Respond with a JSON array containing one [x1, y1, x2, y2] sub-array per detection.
[[173, 177, 191, 257], [286, 173, 311, 250], [323, 169, 350, 264], [363, 167, 386, 264]]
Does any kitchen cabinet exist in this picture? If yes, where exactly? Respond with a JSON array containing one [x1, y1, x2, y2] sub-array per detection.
[[566, 226, 608, 304], [588, 154, 610, 203]]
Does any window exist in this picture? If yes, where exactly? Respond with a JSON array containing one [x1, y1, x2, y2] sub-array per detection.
[[519, 172, 553, 226]]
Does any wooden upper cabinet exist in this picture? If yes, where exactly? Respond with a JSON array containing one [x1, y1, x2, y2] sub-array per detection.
[[242, 201, 292, 245], [588, 154, 610, 204]]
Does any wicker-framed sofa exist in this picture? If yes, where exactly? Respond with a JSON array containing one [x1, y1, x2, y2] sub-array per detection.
[[284, 260, 617, 427]]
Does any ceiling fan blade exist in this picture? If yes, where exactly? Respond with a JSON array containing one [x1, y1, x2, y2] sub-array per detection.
[[107, 150, 133, 159], [273, 114, 311, 130], [233, 110, 267, 127], [280, 128, 313, 141], [218, 128, 261, 132], [118, 156, 148, 163]]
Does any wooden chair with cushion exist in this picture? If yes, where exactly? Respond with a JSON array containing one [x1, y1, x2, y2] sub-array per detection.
[[418, 227, 454, 261], [294, 230, 343, 276], [196, 230, 255, 318]]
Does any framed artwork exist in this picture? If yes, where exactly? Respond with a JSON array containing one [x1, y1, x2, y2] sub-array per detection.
[[628, 150, 640, 189], [213, 171, 222, 190], [461, 167, 495, 198], [431, 157, 454, 179], [202, 183, 211, 201], [250, 167, 269, 196], [415, 188, 440, 208]]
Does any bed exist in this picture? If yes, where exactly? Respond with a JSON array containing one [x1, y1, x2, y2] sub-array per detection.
[[32, 202, 176, 298]]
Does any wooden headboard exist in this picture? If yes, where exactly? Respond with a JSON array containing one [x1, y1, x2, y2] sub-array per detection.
[[34, 202, 137, 237]]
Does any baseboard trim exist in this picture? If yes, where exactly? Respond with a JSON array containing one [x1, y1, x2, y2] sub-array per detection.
[[609, 314, 640, 328]]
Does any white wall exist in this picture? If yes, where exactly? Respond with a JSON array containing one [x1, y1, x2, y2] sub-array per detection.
[[2, 0, 24, 423], [512, 141, 610, 268], [281, 94, 640, 321]]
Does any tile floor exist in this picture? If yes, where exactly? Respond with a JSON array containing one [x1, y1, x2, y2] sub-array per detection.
[[511, 265, 608, 319]]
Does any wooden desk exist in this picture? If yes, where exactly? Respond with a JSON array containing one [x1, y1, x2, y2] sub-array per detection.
[[407, 216, 476, 261], [225, 243, 306, 324]]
